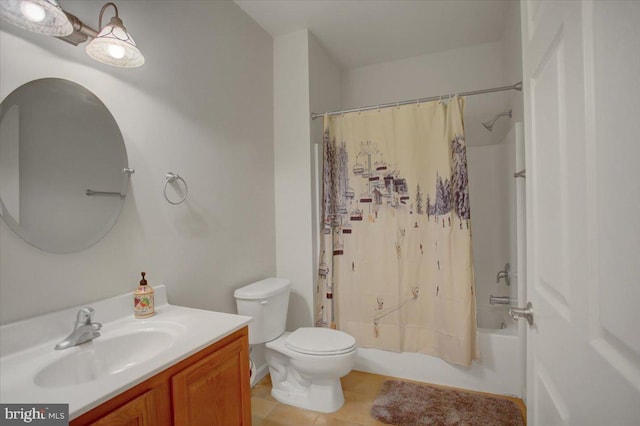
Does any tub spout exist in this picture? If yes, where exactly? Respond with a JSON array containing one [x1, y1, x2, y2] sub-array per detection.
[[489, 295, 513, 305]]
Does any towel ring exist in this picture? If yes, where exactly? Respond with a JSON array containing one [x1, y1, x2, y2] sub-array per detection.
[[163, 172, 188, 205]]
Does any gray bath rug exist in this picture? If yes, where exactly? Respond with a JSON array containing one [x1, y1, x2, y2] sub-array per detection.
[[370, 380, 524, 426]]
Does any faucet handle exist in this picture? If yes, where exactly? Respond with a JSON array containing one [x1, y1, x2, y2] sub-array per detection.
[[496, 263, 511, 286], [76, 307, 95, 324]]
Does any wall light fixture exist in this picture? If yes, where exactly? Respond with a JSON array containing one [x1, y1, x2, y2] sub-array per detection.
[[0, 0, 144, 67]]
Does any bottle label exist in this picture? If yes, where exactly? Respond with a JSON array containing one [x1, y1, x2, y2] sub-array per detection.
[[134, 292, 154, 317]]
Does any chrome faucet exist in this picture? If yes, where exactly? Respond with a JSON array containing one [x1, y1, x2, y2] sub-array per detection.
[[496, 263, 511, 286], [55, 307, 102, 350]]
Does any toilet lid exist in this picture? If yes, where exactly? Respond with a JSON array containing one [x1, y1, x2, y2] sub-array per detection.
[[285, 327, 357, 355]]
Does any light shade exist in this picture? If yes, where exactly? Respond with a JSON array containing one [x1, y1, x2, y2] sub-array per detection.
[[85, 16, 144, 68], [0, 0, 72, 36]]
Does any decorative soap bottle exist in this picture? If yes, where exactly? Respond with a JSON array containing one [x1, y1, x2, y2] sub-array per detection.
[[134, 272, 154, 318]]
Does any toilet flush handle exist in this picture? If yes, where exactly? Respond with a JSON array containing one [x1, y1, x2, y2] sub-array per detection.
[[260, 300, 268, 305]]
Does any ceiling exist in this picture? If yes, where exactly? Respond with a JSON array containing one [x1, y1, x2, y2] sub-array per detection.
[[235, 0, 511, 69]]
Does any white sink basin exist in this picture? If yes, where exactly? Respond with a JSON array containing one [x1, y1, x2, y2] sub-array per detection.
[[34, 328, 177, 388], [0, 286, 252, 420]]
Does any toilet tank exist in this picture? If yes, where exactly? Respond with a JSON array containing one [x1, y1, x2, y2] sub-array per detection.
[[234, 278, 291, 345]]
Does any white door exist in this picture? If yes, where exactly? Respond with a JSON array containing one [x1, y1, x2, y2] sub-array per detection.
[[520, 1, 640, 424]]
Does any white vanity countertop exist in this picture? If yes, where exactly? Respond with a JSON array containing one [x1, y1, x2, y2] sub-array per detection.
[[0, 285, 251, 419]]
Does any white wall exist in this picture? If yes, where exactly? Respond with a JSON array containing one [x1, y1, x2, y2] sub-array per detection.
[[342, 41, 510, 147], [0, 0, 275, 324], [253, 30, 341, 384], [308, 32, 342, 320], [273, 29, 314, 330], [501, 1, 523, 124], [467, 130, 518, 329], [273, 29, 342, 331]]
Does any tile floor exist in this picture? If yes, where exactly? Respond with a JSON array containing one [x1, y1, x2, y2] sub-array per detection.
[[251, 370, 526, 425]]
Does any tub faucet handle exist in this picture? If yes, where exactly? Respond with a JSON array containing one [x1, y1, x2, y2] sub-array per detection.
[[509, 302, 534, 326], [496, 263, 511, 286]]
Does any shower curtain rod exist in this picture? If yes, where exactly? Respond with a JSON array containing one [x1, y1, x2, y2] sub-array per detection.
[[310, 81, 522, 120]]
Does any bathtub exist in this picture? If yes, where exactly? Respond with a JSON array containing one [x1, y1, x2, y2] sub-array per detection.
[[353, 318, 523, 397]]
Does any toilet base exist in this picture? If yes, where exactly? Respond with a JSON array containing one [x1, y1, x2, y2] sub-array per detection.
[[269, 374, 345, 413], [265, 331, 356, 413]]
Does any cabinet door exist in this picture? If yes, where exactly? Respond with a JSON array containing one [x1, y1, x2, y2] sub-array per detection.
[[90, 389, 160, 426], [172, 336, 250, 426]]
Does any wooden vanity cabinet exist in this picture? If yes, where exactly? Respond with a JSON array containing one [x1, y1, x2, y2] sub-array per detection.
[[172, 335, 248, 425], [70, 326, 251, 426], [89, 387, 166, 426]]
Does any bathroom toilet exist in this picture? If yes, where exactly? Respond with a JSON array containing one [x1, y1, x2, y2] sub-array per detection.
[[234, 278, 357, 413]]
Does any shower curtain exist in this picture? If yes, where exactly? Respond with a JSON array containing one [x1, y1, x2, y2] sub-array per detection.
[[315, 98, 479, 366]]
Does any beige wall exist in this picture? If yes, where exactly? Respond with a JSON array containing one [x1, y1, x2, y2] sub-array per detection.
[[0, 0, 275, 324]]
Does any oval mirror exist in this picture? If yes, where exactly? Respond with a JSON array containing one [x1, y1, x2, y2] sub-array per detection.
[[0, 78, 129, 253]]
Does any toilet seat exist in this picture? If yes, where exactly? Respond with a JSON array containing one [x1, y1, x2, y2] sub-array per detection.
[[285, 327, 357, 356]]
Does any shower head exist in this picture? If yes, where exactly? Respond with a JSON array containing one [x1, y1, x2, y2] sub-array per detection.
[[482, 109, 512, 132]]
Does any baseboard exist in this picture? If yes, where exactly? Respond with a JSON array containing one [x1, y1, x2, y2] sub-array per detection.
[[251, 362, 269, 387]]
